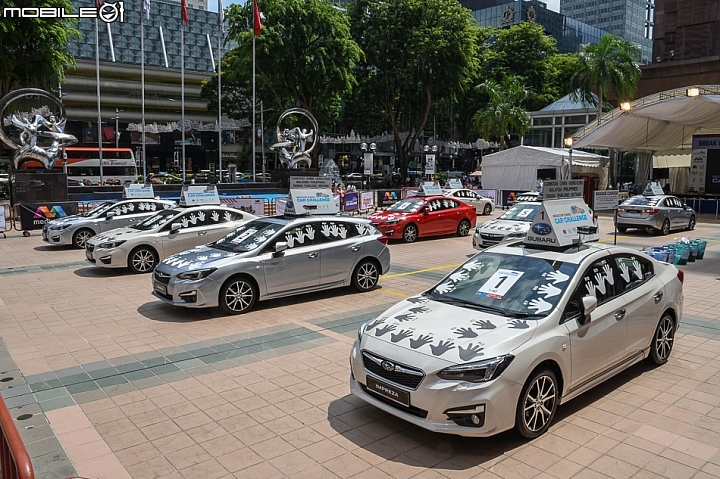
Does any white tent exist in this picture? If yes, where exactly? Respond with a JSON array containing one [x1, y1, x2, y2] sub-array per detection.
[[481, 145, 609, 191]]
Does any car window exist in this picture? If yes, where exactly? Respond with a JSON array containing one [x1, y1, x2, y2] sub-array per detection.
[[387, 198, 424, 213], [131, 201, 160, 214], [319, 220, 358, 243], [426, 199, 445, 212], [133, 209, 178, 231], [563, 257, 617, 322], [213, 220, 282, 252], [208, 209, 243, 224], [283, 223, 318, 249], [427, 252, 579, 318], [498, 203, 540, 222], [622, 196, 661, 207], [613, 254, 654, 292], [172, 210, 208, 230], [108, 201, 133, 217]]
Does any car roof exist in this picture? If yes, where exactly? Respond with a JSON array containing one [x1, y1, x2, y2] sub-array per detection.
[[487, 240, 638, 265], [275, 214, 371, 225]]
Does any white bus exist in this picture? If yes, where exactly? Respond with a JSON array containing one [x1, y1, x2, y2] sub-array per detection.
[[21, 147, 138, 185]]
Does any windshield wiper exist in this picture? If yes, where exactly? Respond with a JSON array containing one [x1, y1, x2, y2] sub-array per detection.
[[505, 311, 544, 319], [428, 295, 508, 315]]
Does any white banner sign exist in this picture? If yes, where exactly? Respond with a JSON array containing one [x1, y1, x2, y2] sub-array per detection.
[[289, 176, 333, 189], [593, 190, 619, 211], [425, 154, 436, 175], [180, 185, 220, 206], [542, 179, 585, 200], [123, 184, 154, 199], [221, 197, 265, 216], [360, 191, 374, 210], [473, 189, 497, 204], [363, 152, 373, 175], [689, 150, 707, 193], [447, 179, 462, 189], [525, 198, 594, 247], [286, 188, 339, 215], [418, 182, 442, 196]]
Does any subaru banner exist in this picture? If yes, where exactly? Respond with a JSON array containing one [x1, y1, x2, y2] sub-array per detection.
[[19, 202, 79, 230]]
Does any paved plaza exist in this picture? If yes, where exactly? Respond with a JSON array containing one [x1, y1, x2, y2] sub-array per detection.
[[1, 213, 720, 479]]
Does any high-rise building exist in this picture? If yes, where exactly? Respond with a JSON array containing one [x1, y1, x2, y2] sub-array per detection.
[[560, 0, 654, 64]]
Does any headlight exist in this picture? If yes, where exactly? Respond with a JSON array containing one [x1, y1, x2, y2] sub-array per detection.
[[437, 355, 514, 383], [357, 321, 369, 341], [508, 232, 526, 238], [383, 220, 401, 225], [177, 268, 217, 280], [51, 224, 70, 230], [98, 240, 126, 249]]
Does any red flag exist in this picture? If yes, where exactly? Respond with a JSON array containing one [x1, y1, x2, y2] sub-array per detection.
[[253, 0, 262, 36], [181, 0, 189, 25], [97, 0, 101, 8]]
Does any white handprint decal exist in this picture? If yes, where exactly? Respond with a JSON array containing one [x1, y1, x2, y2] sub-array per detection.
[[285, 233, 295, 248], [149, 204, 157, 210], [138, 203, 146, 211], [594, 273, 607, 295], [537, 283, 561, 299], [632, 258, 642, 279], [224, 211, 232, 222], [329, 224, 339, 237], [197, 211, 205, 221], [127, 203, 135, 212], [462, 260, 484, 271], [210, 253, 221, 258], [181, 217, 190, 228], [197, 255, 208, 260], [527, 297, 552, 314], [189, 213, 198, 224], [321, 224, 332, 237], [338, 225, 347, 238], [449, 270, 469, 282], [211, 211, 220, 222], [602, 263, 614, 285], [619, 262, 631, 283], [305, 225, 315, 240], [585, 281, 596, 297], [546, 270, 570, 284], [121, 205, 128, 214], [295, 230, 307, 244], [436, 282, 455, 294]]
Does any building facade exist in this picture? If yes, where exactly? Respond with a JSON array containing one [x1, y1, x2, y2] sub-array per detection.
[[524, 93, 599, 148], [463, 0, 609, 54], [560, 0, 654, 64]]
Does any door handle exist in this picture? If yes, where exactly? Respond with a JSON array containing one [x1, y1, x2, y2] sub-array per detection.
[[615, 309, 626, 321], [307, 252, 318, 258], [653, 291, 664, 303], [351, 245, 361, 252], [438, 214, 444, 217], [198, 231, 207, 236]]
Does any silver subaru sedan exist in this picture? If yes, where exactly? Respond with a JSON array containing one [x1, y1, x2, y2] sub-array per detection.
[[151, 215, 391, 314], [615, 195, 696, 235]]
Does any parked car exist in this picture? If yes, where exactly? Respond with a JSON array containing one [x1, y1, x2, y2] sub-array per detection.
[[151, 216, 390, 314], [85, 205, 256, 273], [344, 173, 365, 181], [615, 195, 695, 235], [443, 188, 495, 215], [42, 199, 176, 249], [368, 196, 477, 243], [350, 239, 683, 438]]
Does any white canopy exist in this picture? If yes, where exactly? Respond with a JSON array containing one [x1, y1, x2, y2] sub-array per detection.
[[482, 145, 608, 191], [573, 86, 720, 154]]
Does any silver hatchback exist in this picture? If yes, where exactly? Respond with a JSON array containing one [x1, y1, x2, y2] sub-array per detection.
[[152, 215, 391, 314], [616, 195, 696, 235]]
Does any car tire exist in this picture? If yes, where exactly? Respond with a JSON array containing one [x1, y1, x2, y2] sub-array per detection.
[[128, 246, 158, 274], [515, 369, 558, 439], [457, 219, 471, 237], [660, 219, 671, 235], [687, 216, 696, 231], [219, 276, 257, 314], [648, 314, 675, 365], [403, 224, 418, 243], [483, 204, 492, 215], [352, 259, 379, 292], [73, 228, 94, 249], [617, 226, 627, 233]]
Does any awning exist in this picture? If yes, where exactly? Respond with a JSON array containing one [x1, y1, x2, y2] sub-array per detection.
[[653, 151, 691, 168]]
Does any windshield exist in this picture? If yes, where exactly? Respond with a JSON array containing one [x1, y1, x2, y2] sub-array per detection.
[[82, 201, 115, 217], [623, 196, 661, 206], [387, 198, 425, 213], [211, 220, 282, 252], [498, 203, 541, 222], [132, 209, 179, 231], [427, 252, 578, 318]]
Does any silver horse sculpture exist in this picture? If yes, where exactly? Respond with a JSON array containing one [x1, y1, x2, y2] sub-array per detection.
[[0, 89, 77, 170], [270, 108, 319, 169]]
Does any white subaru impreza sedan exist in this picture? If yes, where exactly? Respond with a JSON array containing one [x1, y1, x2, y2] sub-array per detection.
[[350, 240, 683, 438]]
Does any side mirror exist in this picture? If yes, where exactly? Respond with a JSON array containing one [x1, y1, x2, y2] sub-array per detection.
[[106, 212, 116, 219], [170, 223, 182, 233], [274, 241, 288, 255], [579, 295, 597, 325], [423, 209, 428, 216]]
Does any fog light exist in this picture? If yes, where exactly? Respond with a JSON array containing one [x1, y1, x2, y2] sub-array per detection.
[[179, 291, 197, 303], [470, 414, 481, 425], [100, 256, 112, 264], [444, 404, 486, 428]]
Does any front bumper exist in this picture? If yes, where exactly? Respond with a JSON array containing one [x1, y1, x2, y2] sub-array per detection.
[[151, 273, 220, 308], [472, 230, 515, 250], [85, 245, 128, 268], [42, 226, 73, 245], [349, 340, 521, 437], [372, 223, 403, 238]]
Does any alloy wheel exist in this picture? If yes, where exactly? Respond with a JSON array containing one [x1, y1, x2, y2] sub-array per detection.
[[354, 261, 378, 291], [688, 216, 696, 230], [224, 280, 255, 312], [661, 219, 670, 235], [131, 249, 156, 273], [458, 220, 471, 237], [403, 225, 417, 243], [483, 204, 492, 215], [75, 230, 92, 249], [522, 374, 556, 433], [655, 316, 675, 361]]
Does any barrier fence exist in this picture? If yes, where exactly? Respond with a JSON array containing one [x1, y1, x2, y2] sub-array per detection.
[[0, 395, 34, 479]]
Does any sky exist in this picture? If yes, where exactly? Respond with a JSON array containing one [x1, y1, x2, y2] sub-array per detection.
[[210, 0, 562, 13]]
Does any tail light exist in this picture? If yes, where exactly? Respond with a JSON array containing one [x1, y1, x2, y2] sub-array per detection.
[[377, 235, 389, 245], [593, 213, 598, 221], [677, 269, 684, 284], [617, 208, 625, 213], [643, 208, 661, 215]]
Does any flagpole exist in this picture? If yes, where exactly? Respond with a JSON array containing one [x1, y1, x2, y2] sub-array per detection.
[[252, 7, 256, 183], [217, 4, 223, 184], [181, 23, 186, 183], [141, 9, 147, 181], [95, 18, 104, 185]]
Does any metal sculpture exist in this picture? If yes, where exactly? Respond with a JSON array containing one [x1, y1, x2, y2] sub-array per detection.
[[270, 108, 318, 168], [0, 88, 77, 170]]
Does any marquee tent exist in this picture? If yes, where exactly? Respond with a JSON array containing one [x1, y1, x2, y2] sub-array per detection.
[[481, 145, 609, 192]]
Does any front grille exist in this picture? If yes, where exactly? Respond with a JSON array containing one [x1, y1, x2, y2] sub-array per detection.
[[154, 270, 171, 285], [480, 233, 504, 240], [361, 384, 428, 418], [362, 351, 424, 389], [155, 290, 173, 301], [86, 245, 95, 253]]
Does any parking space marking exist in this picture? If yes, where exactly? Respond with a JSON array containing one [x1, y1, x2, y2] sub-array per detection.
[[383, 263, 460, 279]]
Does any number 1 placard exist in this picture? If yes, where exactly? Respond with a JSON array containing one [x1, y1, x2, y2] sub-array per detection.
[[477, 269, 524, 299]]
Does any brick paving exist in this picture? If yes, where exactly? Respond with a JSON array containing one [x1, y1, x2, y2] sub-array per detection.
[[0, 213, 719, 478]]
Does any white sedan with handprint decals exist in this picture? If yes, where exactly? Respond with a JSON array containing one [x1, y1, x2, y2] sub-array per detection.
[[350, 240, 684, 438]]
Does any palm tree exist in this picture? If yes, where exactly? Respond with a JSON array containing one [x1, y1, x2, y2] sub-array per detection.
[[472, 76, 530, 150], [570, 34, 641, 120]]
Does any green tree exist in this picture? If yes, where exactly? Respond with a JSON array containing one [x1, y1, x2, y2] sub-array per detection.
[[224, 0, 362, 132], [541, 53, 581, 104], [0, 0, 80, 96], [347, 0, 479, 178], [472, 76, 530, 150], [570, 34, 641, 119]]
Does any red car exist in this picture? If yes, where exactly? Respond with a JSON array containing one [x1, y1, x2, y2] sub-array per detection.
[[368, 196, 477, 243]]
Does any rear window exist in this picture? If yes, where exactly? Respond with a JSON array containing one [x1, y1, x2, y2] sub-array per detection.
[[623, 196, 661, 206]]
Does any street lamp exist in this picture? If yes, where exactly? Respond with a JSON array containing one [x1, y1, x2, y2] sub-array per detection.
[[564, 137, 573, 180], [111, 108, 123, 148], [360, 142, 376, 181]]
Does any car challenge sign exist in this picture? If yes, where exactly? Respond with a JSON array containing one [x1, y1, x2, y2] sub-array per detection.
[[541, 180, 585, 200], [285, 188, 339, 215], [180, 185, 220, 206], [123, 184, 154, 199], [417, 182, 442, 196], [525, 198, 594, 247]]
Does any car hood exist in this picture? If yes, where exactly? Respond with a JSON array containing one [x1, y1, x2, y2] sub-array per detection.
[[87, 227, 149, 244], [367, 211, 412, 222], [362, 295, 537, 365], [46, 214, 89, 226], [158, 245, 255, 272], [478, 219, 531, 233]]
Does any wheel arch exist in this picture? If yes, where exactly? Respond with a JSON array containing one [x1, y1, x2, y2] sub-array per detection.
[[662, 307, 678, 329], [220, 272, 261, 301], [127, 243, 159, 266], [524, 358, 565, 402]]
